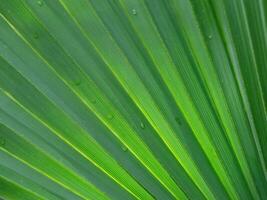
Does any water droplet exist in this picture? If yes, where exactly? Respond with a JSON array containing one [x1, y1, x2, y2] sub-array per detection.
[[33, 33, 39, 39], [107, 114, 113, 120], [0, 40, 7, 51], [91, 99, 96, 104], [0, 137, 5, 146], [37, 0, 43, 6], [121, 145, 128, 152], [132, 9, 137, 15], [208, 34, 213, 39], [170, 175, 176, 181], [140, 122, 145, 129], [175, 117, 182, 125], [74, 80, 81, 86]]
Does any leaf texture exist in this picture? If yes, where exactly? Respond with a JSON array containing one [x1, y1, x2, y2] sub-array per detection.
[[0, 0, 266, 199]]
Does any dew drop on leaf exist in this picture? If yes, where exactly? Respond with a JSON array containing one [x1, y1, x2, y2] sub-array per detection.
[[208, 34, 213, 39], [91, 99, 96, 104], [132, 9, 137, 15], [0, 137, 5, 146], [0, 40, 7, 52], [74, 80, 81, 86], [33, 33, 39, 39], [175, 117, 182, 125], [37, 0, 43, 6], [122, 145, 128, 152], [140, 122, 145, 129], [107, 114, 114, 120]]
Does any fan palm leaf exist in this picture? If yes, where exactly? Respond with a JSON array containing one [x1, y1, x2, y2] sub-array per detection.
[[0, 0, 266, 199]]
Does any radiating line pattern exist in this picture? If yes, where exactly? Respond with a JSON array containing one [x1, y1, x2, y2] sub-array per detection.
[[0, 0, 266, 199]]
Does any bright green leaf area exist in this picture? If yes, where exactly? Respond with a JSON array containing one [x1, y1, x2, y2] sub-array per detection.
[[0, 0, 266, 199]]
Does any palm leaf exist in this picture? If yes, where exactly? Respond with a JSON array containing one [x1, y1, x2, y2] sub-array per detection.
[[0, 0, 266, 199]]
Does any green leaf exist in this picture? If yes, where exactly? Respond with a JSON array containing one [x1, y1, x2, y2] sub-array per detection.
[[0, 0, 266, 199]]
